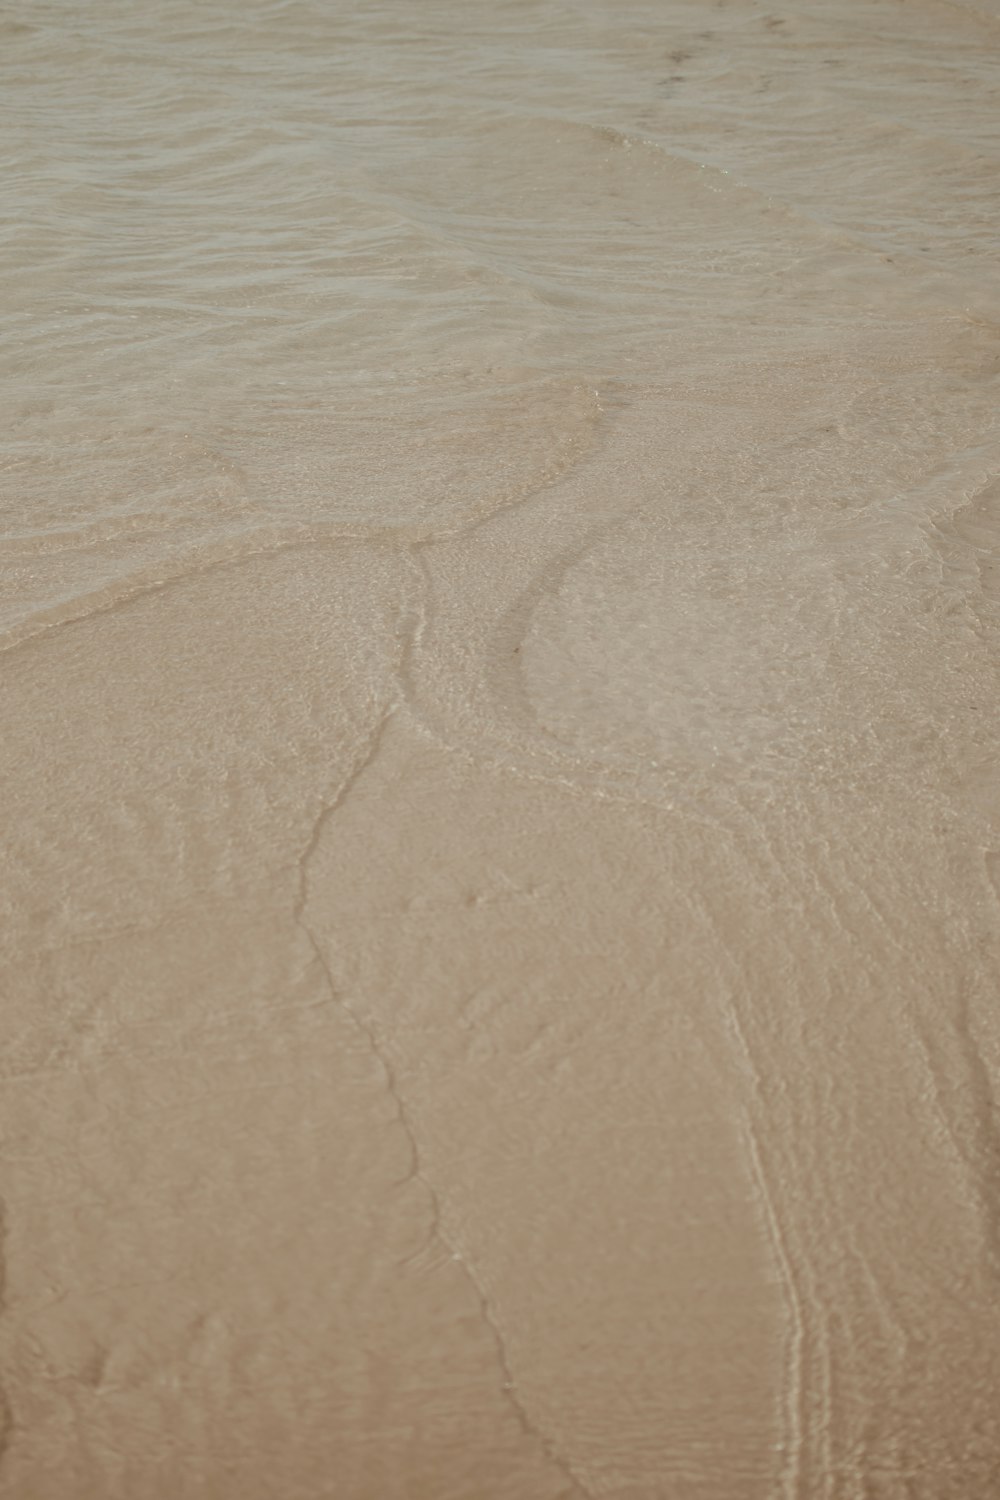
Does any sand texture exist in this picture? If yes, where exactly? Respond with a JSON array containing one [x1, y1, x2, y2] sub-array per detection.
[[3, 1, 1000, 1495]]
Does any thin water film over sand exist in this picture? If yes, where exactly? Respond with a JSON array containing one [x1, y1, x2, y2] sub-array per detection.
[[3, 0, 1000, 1496]]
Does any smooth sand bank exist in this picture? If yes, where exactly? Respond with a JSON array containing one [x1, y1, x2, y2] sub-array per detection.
[[4, 370, 1000, 1496]]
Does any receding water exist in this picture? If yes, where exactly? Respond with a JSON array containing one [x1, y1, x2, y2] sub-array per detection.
[[3, 2, 1000, 1496]]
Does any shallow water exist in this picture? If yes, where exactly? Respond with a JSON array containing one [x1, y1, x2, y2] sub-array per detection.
[[3, 2, 1000, 1496]]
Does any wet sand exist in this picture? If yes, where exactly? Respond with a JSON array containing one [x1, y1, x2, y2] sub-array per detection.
[[4, 1, 1000, 1496]]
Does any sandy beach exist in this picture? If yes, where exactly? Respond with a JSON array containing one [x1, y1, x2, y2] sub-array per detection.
[[3, 1, 1000, 1495]]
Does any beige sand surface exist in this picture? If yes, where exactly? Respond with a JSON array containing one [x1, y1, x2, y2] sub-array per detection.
[[4, 1, 1000, 1496]]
